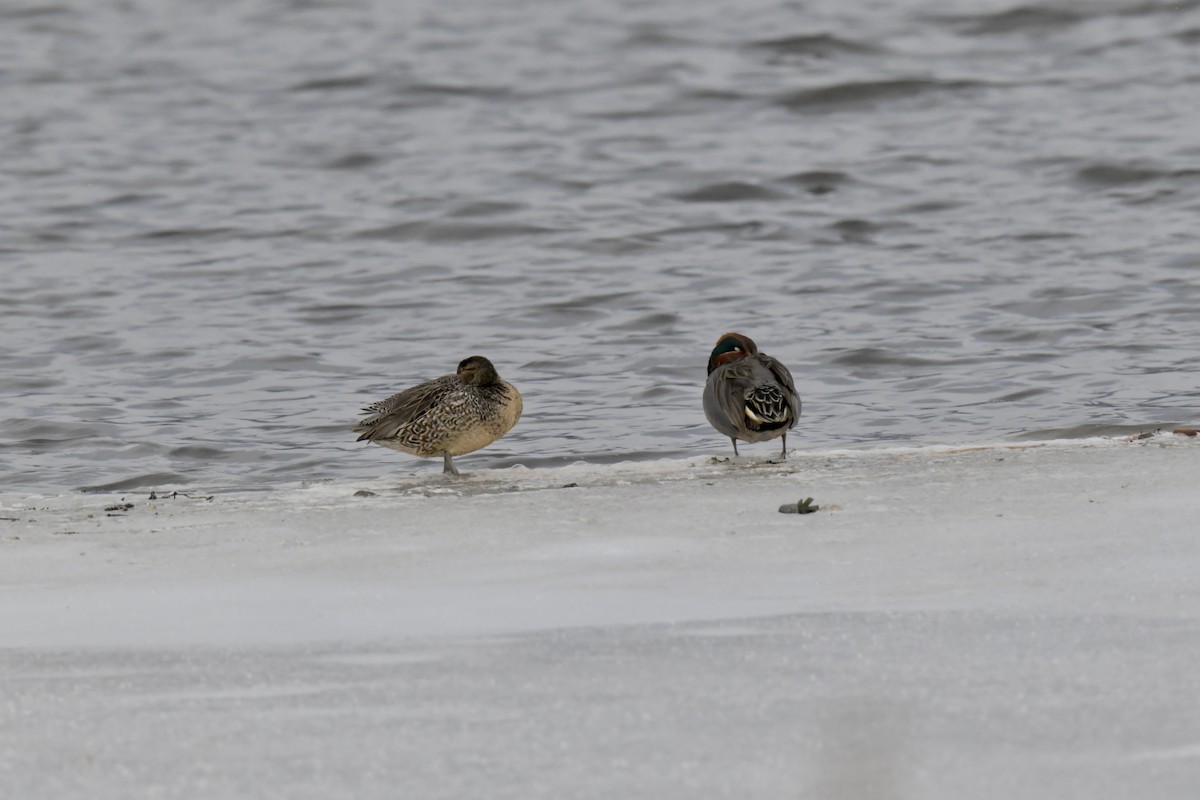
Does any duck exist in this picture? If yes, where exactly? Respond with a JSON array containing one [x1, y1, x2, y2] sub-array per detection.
[[703, 332, 800, 457], [354, 355, 522, 475]]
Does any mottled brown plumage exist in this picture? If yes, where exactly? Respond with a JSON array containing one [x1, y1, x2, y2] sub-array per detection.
[[355, 356, 522, 475]]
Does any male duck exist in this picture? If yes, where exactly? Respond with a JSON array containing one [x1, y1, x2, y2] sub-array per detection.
[[703, 332, 800, 457], [354, 355, 522, 475]]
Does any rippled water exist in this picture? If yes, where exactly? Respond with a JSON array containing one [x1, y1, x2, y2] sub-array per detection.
[[3, 0, 1199, 491]]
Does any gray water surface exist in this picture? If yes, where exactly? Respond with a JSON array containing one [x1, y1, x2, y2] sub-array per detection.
[[3, 0, 1199, 491]]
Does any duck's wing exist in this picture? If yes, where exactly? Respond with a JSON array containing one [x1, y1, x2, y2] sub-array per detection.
[[354, 374, 457, 441], [757, 354, 797, 397], [757, 353, 801, 420], [706, 360, 759, 432]]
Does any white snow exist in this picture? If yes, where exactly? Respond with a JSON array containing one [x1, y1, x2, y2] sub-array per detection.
[[3, 435, 1200, 798]]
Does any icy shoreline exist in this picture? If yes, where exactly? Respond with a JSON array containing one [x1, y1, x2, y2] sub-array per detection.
[[3, 435, 1199, 647], [4, 435, 1200, 798]]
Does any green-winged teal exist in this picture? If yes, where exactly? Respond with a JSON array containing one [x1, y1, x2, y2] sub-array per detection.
[[355, 355, 522, 475], [703, 332, 800, 457]]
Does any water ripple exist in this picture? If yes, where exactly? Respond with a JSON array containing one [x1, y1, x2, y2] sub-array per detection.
[[1074, 162, 1200, 188], [747, 33, 883, 57], [674, 182, 789, 202], [931, 7, 1086, 36], [2, 0, 1199, 490], [775, 79, 986, 112], [352, 221, 558, 242]]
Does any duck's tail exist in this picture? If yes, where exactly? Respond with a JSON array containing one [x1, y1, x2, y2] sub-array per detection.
[[744, 385, 792, 431]]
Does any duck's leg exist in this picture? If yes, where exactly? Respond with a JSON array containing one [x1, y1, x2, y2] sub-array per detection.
[[731, 438, 739, 456], [780, 432, 788, 459], [442, 452, 460, 475]]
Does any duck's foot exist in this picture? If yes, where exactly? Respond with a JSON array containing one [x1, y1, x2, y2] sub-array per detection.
[[442, 453, 460, 475]]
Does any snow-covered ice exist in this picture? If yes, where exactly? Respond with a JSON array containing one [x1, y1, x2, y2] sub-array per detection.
[[3, 436, 1200, 798]]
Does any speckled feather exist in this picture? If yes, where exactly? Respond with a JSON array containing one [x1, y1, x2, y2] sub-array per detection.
[[354, 357, 522, 471]]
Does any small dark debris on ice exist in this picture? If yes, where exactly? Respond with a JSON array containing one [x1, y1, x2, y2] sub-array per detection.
[[779, 497, 819, 514]]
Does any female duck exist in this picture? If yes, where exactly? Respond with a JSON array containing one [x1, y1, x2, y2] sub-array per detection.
[[354, 355, 522, 475], [703, 332, 800, 457]]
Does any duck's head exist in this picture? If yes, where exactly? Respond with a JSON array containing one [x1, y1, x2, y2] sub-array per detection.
[[707, 332, 758, 374], [457, 355, 501, 386]]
